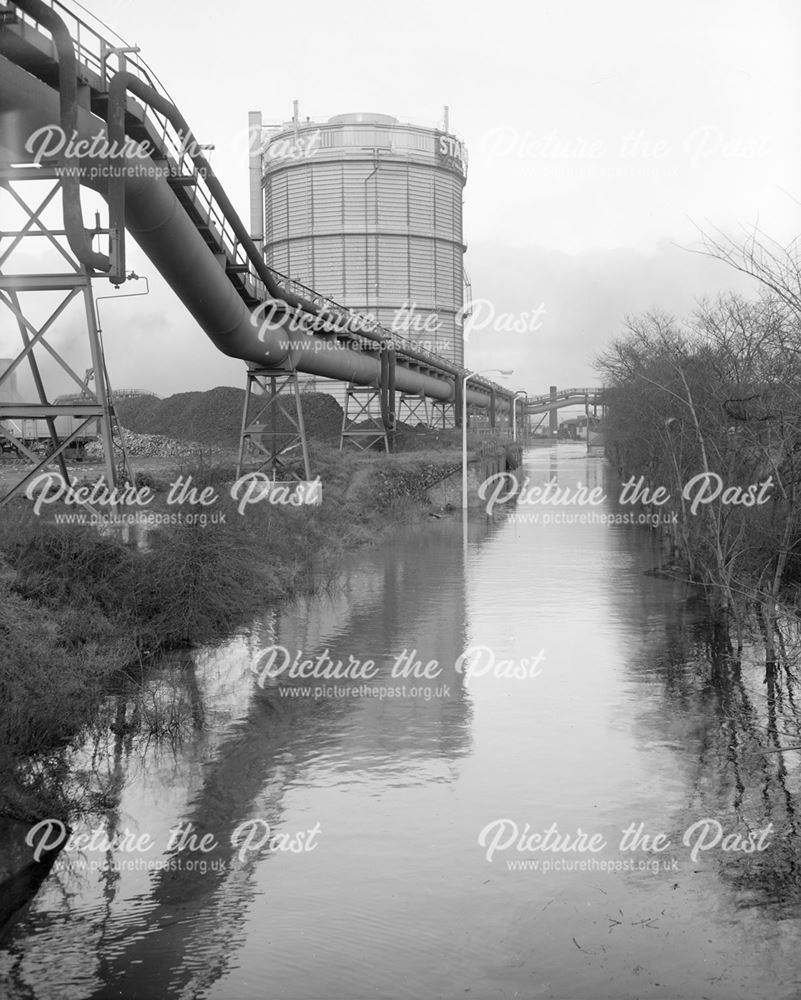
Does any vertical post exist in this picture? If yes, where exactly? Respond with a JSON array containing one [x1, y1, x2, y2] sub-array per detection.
[[585, 392, 590, 454], [248, 111, 264, 246], [83, 282, 117, 492], [388, 348, 396, 449], [295, 374, 311, 477], [461, 374, 469, 512], [549, 385, 558, 436], [379, 345, 396, 452], [270, 374, 277, 463], [339, 382, 350, 451], [235, 369, 254, 479]]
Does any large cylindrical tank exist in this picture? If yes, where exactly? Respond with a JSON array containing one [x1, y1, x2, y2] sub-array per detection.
[[259, 111, 468, 373]]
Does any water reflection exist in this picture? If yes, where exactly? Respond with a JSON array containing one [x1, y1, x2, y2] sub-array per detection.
[[2, 444, 801, 999], [0, 516, 505, 999], [618, 589, 801, 912]]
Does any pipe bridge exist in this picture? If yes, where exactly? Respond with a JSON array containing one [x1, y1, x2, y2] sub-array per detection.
[[526, 387, 605, 413], [0, 0, 516, 500], [524, 386, 606, 437]]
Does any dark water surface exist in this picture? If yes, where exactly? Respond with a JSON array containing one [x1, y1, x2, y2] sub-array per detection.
[[2, 443, 801, 999]]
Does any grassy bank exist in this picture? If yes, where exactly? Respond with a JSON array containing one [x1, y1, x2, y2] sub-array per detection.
[[0, 440, 502, 818]]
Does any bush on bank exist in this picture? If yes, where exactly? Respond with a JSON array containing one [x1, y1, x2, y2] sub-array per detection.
[[0, 443, 480, 816], [597, 292, 801, 667]]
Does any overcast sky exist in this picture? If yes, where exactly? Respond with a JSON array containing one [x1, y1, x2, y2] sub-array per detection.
[[6, 0, 801, 396]]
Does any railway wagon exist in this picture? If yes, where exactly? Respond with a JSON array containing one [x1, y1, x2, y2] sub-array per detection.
[[0, 395, 99, 459]]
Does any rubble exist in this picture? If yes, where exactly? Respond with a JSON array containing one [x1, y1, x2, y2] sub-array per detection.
[[85, 429, 224, 459]]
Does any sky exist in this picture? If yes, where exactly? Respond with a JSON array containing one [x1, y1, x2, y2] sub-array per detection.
[[3, 0, 801, 397]]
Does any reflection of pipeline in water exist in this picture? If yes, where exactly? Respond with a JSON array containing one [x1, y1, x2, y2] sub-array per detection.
[[248, 558, 390, 667], [0, 821, 68, 946], [78, 517, 500, 1000]]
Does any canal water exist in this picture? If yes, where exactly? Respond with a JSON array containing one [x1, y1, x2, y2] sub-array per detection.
[[2, 442, 801, 999]]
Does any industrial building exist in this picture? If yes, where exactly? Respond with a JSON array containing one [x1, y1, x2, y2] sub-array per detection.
[[250, 107, 470, 407]]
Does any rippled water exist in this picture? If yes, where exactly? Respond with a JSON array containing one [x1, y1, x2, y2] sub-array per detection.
[[3, 443, 801, 999]]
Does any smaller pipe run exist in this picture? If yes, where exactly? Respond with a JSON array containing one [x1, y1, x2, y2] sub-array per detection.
[[14, 0, 110, 272]]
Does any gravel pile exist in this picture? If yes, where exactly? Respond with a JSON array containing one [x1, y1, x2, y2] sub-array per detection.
[[86, 429, 223, 459], [373, 461, 463, 508], [114, 388, 343, 448]]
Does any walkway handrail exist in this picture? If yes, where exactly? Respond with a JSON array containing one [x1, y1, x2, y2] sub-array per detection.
[[10, 0, 509, 403], [526, 386, 606, 406]]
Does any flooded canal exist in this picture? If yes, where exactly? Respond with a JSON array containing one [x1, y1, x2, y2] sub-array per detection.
[[2, 442, 801, 999]]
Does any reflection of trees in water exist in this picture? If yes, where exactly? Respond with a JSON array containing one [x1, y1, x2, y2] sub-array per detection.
[[3, 517, 487, 999], [640, 592, 801, 910]]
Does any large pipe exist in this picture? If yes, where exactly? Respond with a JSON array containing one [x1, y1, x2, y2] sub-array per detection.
[[103, 68, 482, 385], [0, 30, 507, 410]]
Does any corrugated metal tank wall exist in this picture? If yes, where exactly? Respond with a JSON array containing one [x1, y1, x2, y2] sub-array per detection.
[[261, 113, 467, 382]]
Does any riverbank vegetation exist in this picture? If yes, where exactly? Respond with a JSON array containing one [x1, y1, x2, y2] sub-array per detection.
[[598, 289, 801, 672], [0, 438, 500, 819]]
